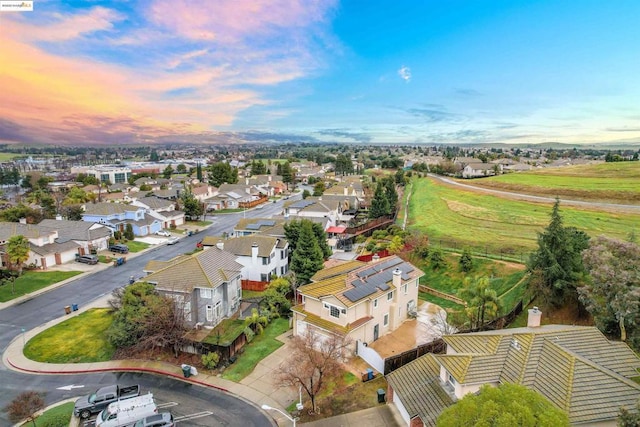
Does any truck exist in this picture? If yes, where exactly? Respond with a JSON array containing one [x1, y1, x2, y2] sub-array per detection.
[[95, 393, 157, 427], [74, 384, 140, 420]]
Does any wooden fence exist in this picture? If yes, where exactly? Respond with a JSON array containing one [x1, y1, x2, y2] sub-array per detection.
[[384, 339, 446, 374], [418, 285, 466, 306], [242, 279, 269, 292]]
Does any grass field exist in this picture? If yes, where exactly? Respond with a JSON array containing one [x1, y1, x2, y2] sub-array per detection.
[[0, 152, 18, 161], [24, 401, 74, 426], [221, 318, 290, 382], [466, 162, 640, 203], [0, 271, 82, 302], [407, 177, 639, 256], [24, 308, 115, 363]]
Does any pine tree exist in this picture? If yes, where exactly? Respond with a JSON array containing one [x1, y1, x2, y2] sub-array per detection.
[[290, 221, 324, 284], [369, 182, 390, 219]]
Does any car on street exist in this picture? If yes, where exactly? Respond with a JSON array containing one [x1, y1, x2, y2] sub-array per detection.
[[156, 230, 171, 237], [109, 244, 129, 254], [133, 412, 175, 427], [76, 255, 99, 265], [166, 237, 179, 245]]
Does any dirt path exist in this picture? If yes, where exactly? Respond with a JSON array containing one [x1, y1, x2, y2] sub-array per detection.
[[428, 173, 640, 214]]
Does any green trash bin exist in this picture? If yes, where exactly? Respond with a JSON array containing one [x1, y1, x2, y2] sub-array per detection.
[[181, 364, 191, 378], [377, 388, 386, 403]]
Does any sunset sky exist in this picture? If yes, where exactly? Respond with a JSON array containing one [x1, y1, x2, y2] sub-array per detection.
[[1, 0, 640, 146]]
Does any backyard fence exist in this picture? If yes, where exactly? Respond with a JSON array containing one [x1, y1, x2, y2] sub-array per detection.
[[384, 339, 446, 374], [418, 285, 466, 306]]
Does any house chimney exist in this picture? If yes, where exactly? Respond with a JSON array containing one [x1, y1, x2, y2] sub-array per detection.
[[392, 268, 402, 288], [527, 306, 542, 328], [245, 177, 249, 185], [251, 242, 259, 264], [372, 254, 380, 263], [216, 241, 224, 250], [55, 215, 63, 220], [344, 186, 348, 196]]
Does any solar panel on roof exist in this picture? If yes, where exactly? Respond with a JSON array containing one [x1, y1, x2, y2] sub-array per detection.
[[246, 223, 260, 230]]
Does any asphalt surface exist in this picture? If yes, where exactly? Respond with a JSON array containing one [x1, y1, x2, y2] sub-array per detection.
[[0, 195, 297, 426]]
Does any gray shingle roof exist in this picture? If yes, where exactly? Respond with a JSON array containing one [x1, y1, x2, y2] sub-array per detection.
[[37, 219, 111, 242]]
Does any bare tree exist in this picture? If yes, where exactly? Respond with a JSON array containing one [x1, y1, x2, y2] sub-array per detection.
[[276, 329, 352, 414], [135, 294, 189, 357], [4, 391, 44, 427]]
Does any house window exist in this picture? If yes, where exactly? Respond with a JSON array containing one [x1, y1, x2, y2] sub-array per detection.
[[206, 305, 213, 321], [330, 306, 340, 318], [387, 291, 393, 301], [200, 289, 212, 299], [373, 299, 378, 309], [261, 273, 268, 282], [383, 313, 389, 326], [262, 257, 269, 265], [403, 284, 407, 295], [215, 301, 222, 318], [237, 287, 242, 299], [281, 250, 286, 259], [448, 373, 456, 386]]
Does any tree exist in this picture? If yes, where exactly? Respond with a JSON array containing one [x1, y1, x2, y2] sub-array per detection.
[[181, 188, 204, 220], [150, 149, 159, 161], [162, 165, 174, 179], [276, 329, 352, 413], [369, 181, 390, 219], [579, 236, 640, 345], [63, 187, 89, 205], [382, 176, 398, 212], [207, 162, 238, 187], [394, 168, 406, 185], [284, 219, 331, 260], [244, 308, 269, 335], [123, 223, 134, 240], [459, 248, 474, 272], [290, 221, 325, 285], [196, 163, 203, 181], [312, 181, 325, 196], [176, 163, 187, 174], [334, 154, 354, 176], [4, 391, 45, 427], [302, 189, 311, 199], [61, 204, 84, 221], [527, 199, 589, 308], [458, 276, 500, 330], [6, 235, 30, 277], [281, 161, 294, 190], [250, 160, 267, 176], [436, 383, 570, 427], [618, 402, 640, 427]]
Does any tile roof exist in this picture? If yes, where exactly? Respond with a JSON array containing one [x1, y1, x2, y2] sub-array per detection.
[[30, 240, 80, 256], [435, 325, 640, 425], [144, 247, 243, 293], [136, 196, 174, 210], [0, 222, 56, 241], [386, 355, 454, 427], [214, 235, 284, 257], [83, 202, 143, 216], [291, 306, 372, 335], [310, 260, 365, 281], [299, 256, 424, 307], [37, 219, 112, 242]]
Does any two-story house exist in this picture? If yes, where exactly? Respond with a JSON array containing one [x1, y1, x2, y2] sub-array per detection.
[[82, 202, 162, 236], [292, 256, 424, 354], [142, 247, 243, 329], [130, 196, 185, 230], [201, 235, 290, 281]]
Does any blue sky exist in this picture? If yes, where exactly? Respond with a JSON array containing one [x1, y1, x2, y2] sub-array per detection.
[[1, 0, 639, 145]]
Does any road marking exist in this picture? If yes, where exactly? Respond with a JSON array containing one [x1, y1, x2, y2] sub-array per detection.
[[174, 411, 214, 422], [157, 401, 179, 409], [56, 384, 85, 391]]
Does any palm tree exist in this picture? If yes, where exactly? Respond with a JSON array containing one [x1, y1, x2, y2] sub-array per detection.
[[244, 308, 269, 335], [6, 235, 31, 277], [458, 276, 500, 330]]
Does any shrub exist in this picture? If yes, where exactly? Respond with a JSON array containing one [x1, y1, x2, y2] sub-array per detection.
[[244, 327, 255, 343], [170, 223, 177, 230], [459, 248, 474, 273], [201, 352, 220, 370], [429, 248, 447, 270]]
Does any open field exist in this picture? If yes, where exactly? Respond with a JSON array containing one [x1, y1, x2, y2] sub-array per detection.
[[463, 162, 640, 203], [0, 271, 82, 302], [407, 177, 639, 257], [0, 152, 18, 161]]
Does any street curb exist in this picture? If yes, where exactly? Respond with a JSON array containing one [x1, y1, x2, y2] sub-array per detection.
[[5, 357, 229, 393]]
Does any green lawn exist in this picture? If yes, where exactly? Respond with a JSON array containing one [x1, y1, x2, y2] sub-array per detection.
[[24, 308, 115, 363], [25, 401, 74, 426], [124, 241, 150, 252], [0, 271, 82, 302], [214, 208, 244, 213], [470, 162, 640, 203], [188, 220, 212, 227], [221, 318, 290, 382], [407, 177, 640, 256], [418, 292, 465, 311]]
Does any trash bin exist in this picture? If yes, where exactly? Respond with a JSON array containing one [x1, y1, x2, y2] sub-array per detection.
[[377, 388, 386, 403], [366, 368, 374, 381], [72, 304, 78, 311], [189, 366, 198, 376], [64, 306, 71, 315], [181, 364, 191, 378]]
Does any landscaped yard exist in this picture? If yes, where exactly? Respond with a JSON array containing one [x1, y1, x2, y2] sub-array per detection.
[[0, 271, 82, 303], [407, 177, 640, 257], [123, 240, 150, 252], [24, 401, 74, 426], [221, 318, 290, 382], [24, 308, 115, 363]]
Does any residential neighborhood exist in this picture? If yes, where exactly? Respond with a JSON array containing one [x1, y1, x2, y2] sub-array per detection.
[[0, 143, 639, 427]]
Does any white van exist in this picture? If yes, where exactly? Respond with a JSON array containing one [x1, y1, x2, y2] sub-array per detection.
[[95, 393, 157, 427]]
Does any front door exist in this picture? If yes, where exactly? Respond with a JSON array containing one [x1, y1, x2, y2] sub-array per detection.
[[373, 324, 379, 341]]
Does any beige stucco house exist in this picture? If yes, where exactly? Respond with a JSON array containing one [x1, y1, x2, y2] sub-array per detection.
[[292, 256, 424, 353]]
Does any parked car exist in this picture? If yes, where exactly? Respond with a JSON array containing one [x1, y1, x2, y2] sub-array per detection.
[[156, 230, 171, 237], [95, 393, 156, 427], [74, 384, 140, 419], [166, 237, 179, 245], [133, 412, 174, 427], [109, 244, 129, 254], [76, 255, 99, 265]]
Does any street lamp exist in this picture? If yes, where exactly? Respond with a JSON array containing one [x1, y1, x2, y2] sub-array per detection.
[[261, 404, 296, 427]]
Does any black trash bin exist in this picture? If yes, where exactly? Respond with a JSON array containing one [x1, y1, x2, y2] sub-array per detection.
[[181, 364, 191, 378], [377, 388, 386, 403]]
